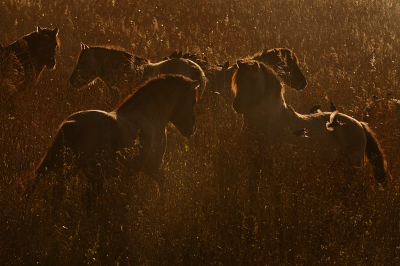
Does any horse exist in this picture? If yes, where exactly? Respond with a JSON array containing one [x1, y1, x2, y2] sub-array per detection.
[[206, 47, 307, 96], [251, 47, 307, 91], [69, 44, 206, 95], [26, 75, 200, 213], [232, 59, 391, 187], [69, 43, 149, 89], [2, 26, 59, 86]]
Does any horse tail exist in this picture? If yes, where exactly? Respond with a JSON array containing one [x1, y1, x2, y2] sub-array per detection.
[[361, 122, 391, 185]]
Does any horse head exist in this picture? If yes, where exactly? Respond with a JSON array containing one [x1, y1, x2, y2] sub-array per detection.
[[232, 60, 282, 114], [259, 48, 307, 91], [69, 43, 100, 88], [170, 78, 199, 137], [35, 26, 59, 70]]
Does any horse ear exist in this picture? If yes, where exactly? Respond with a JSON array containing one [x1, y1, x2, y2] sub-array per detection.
[[236, 59, 245, 68], [253, 62, 260, 71], [223, 61, 230, 69], [52, 27, 59, 36], [80, 43, 89, 50], [37, 26, 42, 33]]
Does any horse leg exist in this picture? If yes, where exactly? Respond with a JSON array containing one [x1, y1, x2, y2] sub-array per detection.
[[143, 168, 166, 201], [154, 170, 167, 198], [82, 161, 108, 214], [50, 161, 78, 215], [25, 122, 80, 214]]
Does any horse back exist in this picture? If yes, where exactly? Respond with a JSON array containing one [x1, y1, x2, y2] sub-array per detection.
[[296, 112, 367, 165]]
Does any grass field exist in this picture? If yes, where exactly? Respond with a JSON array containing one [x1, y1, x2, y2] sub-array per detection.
[[1, 0, 400, 264]]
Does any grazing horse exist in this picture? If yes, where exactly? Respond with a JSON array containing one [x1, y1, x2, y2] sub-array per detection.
[[28, 75, 200, 212], [2, 26, 59, 86], [69, 44, 206, 95], [232, 59, 390, 186]]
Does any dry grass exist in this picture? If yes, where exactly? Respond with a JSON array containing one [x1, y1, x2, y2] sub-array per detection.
[[1, 0, 400, 264]]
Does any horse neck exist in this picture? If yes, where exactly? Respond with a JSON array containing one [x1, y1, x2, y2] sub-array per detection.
[[140, 61, 161, 79], [116, 86, 178, 127], [22, 34, 45, 75], [98, 50, 134, 86], [243, 95, 290, 134]]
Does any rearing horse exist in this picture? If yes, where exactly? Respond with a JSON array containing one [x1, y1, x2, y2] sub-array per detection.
[[232, 59, 391, 186], [27, 75, 200, 212]]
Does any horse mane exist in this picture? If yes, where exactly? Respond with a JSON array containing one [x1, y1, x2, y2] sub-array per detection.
[[86, 45, 132, 57], [165, 50, 210, 71], [83, 45, 150, 64], [232, 59, 282, 92], [232, 59, 285, 112], [251, 48, 298, 76], [115, 75, 194, 111]]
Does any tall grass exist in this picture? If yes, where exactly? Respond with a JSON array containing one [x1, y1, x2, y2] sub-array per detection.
[[1, 0, 400, 264]]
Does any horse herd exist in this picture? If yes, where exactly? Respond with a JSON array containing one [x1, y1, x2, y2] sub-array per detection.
[[1, 27, 391, 212]]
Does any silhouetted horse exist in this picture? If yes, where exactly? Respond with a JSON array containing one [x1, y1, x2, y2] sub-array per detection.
[[69, 44, 206, 95], [206, 48, 307, 96], [2, 26, 59, 87], [28, 75, 200, 212], [251, 48, 307, 91], [232, 59, 390, 187]]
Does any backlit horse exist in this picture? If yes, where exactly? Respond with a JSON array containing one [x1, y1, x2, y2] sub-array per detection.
[[28, 75, 200, 212], [69, 43, 206, 94], [232, 59, 390, 186], [206, 48, 307, 96], [2, 26, 59, 86]]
